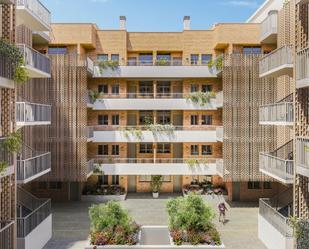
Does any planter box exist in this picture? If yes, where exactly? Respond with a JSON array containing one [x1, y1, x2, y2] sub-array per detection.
[[81, 194, 127, 202]]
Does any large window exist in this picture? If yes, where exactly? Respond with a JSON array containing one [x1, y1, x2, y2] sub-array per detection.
[[139, 53, 153, 65], [139, 81, 153, 97], [98, 145, 108, 155], [97, 54, 108, 61], [111, 85, 119, 95], [202, 145, 212, 155], [157, 144, 171, 154], [243, 47, 262, 54], [157, 111, 171, 125], [201, 54, 212, 65], [98, 115, 108, 125], [112, 175, 119, 185], [191, 145, 199, 155], [202, 85, 212, 93], [111, 54, 119, 62], [48, 47, 67, 55], [202, 115, 212, 125], [140, 143, 153, 153], [112, 115, 119, 125], [157, 53, 171, 64], [112, 145, 119, 155], [98, 84, 108, 94], [191, 115, 199, 125], [248, 181, 261, 189], [157, 82, 171, 96], [191, 54, 199, 65], [191, 84, 199, 93]]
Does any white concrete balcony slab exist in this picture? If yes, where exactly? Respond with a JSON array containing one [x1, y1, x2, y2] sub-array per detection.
[[0, 221, 14, 249], [259, 102, 294, 126], [296, 137, 309, 178], [260, 11, 278, 44], [17, 152, 51, 184], [32, 31, 50, 45], [296, 47, 309, 88], [17, 44, 51, 78], [92, 94, 218, 111], [16, 0, 51, 31], [259, 45, 293, 78], [93, 65, 218, 79], [258, 198, 293, 249], [16, 102, 51, 128], [259, 152, 294, 184], [93, 158, 221, 176], [92, 126, 219, 143]]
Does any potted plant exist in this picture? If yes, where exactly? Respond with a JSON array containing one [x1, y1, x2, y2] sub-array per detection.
[[151, 175, 163, 198]]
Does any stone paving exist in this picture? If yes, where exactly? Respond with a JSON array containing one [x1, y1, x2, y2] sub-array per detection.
[[43, 193, 266, 249]]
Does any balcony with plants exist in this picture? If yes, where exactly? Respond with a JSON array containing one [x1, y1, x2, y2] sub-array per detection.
[[259, 45, 293, 78], [259, 140, 294, 184]]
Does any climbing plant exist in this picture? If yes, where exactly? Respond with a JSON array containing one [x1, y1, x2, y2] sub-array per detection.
[[97, 60, 119, 74], [186, 92, 216, 106]]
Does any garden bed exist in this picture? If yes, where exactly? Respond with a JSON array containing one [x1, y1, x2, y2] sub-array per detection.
[[82, 185, 127, 201]]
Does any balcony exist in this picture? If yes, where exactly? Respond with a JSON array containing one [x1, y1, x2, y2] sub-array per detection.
[[296, 137, 309, 177], [93, 157, 221, 176], [32, 31, 50, 45], [16, 0, 51, 31], [260, 11, 278, 44], [259, 141, 294, 184], [17, 44, 51, 78], [0, 221, 14, 249], [17, 152, 51, 184], [93, 59, 218, 79], [91, 93, 219, 110], [259, 96, 294, 126], [0, 137, 14, 178], [0, 55, 15, 88], [259, 45, 293, 78], [16, 102, 51, 128], [216, 126, 223, 142], [87, 159, 95, 178], [296, 47, 309, 88], [93, 125, 220, 143], [17, 188, 52, 249], [86, 126, 94, 142], [258, 191, 293, 249]]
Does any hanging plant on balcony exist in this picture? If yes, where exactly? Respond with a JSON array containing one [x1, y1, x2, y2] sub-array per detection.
[[186, 91, 216, 106], [121, 127, 143, 141], [89, 90, 100, 103], [207, 60, 214, 70], [97, 60, 119, 74], [215, 56, 223, 71], [186, 158, 200, 168], [0, 162, 8, 175], [93, 165, 104, 176], [156, 58, 170, 66], [0, 38, 29, 84], [1, 132, 22, 154], [144, 116, 175, 134]]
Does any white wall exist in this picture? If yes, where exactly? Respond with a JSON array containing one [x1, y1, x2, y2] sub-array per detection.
[[93, 98, 218, 110], [258, 214, 294, 249], [247, 0, 284, 23], [93, 130, 218, 143]]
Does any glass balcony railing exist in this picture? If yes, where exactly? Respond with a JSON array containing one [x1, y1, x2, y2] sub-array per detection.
[[16, 102, 51, 125]]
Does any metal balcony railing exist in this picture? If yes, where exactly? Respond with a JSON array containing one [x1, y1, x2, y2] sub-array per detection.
[[296, 47, 309, 87], [17, 152, 51, 182], [17, 188, 51, 238], [259, 101, 294, 125], [260, 141, 294, 183], [259, 45, 293, 77], [0, 221, 14, 249], [16, 0, 51, 29], [17, 44, 51, 75], [86, 127, 94, 139], [260, 11, 278, 43], [296, 137, 309, 176], [16, 102, 51, 124]]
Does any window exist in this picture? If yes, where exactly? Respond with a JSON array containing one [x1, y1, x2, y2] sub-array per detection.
[[139, 81, 153, 97], [201, 54, 212, 64], [202, 145, 212, 155], [48, 47, 67, 55], [112, 175, 119, 185], [157, 82, 171, 96], [191, 145, 199, 155], [111, 54, 119, 62], [112, 115, 119, 125], [139, 53, 153, 66], [263, 182, 272, 189], [97, 54, 108, 61], [157, 111, 171, 125], [98, 145, 108, 155], [38, 182, 47, 190], [157, 53, 171, 65], [191, 115, 199, 125], [191, 54, 199, 65], [157, 143, 171, 154], [127, 57, 137, 66], [112, 145, 119, 155], [202, 85, 212, 93], [111, 85, 119, 95], [248, 181, 261, 189], [202, 115, 212, 125], [140, 111, 153, 125], [100, 175, 109, 185], [49, 182, 62, 190], [243, 47, 262, 54], [98, 84, 108, 94], [140, 143, 153, 153], [98, 115, 108, 125], [191, 84, 199, 93]]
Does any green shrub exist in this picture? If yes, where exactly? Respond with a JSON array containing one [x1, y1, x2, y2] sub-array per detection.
[[186, 91, 216, 106]]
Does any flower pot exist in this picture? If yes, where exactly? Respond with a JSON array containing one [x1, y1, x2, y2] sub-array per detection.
[[152, 192, 159, 198]]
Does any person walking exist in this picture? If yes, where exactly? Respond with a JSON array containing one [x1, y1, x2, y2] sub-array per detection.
[[218, 202, 228, 224]]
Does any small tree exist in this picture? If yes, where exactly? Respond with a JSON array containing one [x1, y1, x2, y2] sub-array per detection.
[[151, 175, 163, 193]]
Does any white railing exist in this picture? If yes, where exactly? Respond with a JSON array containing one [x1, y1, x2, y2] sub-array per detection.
[[16, 102, 51, 123], [126, 58, 183, 66], [259, 152, 294, 182], [16, 0, 51, 29], [93, 125, 218, 132], [17, 152, 51, 182], [296, 47, 309, 84], [259, 198, 293, 237], [259, 45, 293, 76], [261, 11, 278, 42], [87, 57, 94, 74], [86, 126, 94, 139], [216, 126, 223, 141], [0, 221, 14, 249], [17, 44, 51, 75], [259, 102, 293, 124], [93, 157, 218, 164], [296, 137, 309, 172]]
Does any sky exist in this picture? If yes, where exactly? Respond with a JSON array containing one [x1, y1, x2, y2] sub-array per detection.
[[41, 0, 266, 31]]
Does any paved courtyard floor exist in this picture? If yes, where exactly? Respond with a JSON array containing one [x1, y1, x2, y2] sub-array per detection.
[[44, 193, 266, 249]]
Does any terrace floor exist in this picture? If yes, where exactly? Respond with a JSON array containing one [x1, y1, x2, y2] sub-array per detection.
[[43, 193, 266, 249]]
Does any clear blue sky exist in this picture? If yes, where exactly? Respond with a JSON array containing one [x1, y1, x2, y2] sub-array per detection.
[[41, 0, 266, 31]]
